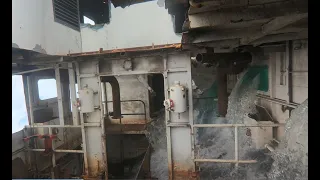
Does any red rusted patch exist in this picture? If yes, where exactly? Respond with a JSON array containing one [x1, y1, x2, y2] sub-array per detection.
[[69, 43, 182, 57], [169, 163, 200, 180], [173, 170, 199, 180], [108, 118, 148, 125]]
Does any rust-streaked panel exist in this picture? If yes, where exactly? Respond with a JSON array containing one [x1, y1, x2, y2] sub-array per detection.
[[69, 43, 182, 57]]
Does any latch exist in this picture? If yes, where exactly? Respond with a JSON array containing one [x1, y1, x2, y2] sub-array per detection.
[[163, 99, 174, 111]]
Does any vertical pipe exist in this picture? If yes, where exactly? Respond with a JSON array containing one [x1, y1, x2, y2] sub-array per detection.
[[287, 41, 293, 116], [234, 126, 239, 168], [55, 66, 65, 126], [75, 62, 89, 176], [101, 82, 107, 117], [68, 63, 79, 125], [163, 55, 173, 180], [27, 76, 34, 125], [98, 73, 108, 180], [217, 68, 228, 117], [23, 128, 32, 170], [187, 54, 196, 173], [49, 127, 56, 179], [26, 76, 37, 172]]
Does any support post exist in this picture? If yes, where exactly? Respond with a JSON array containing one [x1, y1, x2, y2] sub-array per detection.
[[234, 126, 239, 168], [55, 66, 65, 126], [68, 63, 79, 125], [27, 76, 34, 125], [49, 127, 56, 179], [75, 62, 89, 176], [217, 68, 228, 117]]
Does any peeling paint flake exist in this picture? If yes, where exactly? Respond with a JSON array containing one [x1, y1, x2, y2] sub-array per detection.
[[33, 44, 47, 54], [81, 23, 106, 31]]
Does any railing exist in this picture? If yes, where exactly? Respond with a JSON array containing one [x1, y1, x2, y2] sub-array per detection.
[[107, 99, 147, 123], [23, 122, 100, 177], [192, 123, 284, 167]]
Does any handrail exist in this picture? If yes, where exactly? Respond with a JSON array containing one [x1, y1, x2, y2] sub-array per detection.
[[193, 123, 284, 167], [107, 100, 147, 123]]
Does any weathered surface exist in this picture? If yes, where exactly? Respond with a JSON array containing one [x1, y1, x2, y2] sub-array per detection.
[[267, 99, 308, 180], [146, 109, 168, 180]]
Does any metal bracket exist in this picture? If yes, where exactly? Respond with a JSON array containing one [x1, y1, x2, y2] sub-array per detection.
[[137, 75, 156, 97]]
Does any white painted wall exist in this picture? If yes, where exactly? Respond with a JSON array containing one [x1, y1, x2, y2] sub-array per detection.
[[12, 0, 82, 55], [81, 1, 181, 52], [292, 40, 308, 103], [257, 39, 308, 139]]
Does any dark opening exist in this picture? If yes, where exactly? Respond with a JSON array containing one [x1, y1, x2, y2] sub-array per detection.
[[148, 74, 165, 117], [107, 134, 150, 179], [79, 0, 111, 24]]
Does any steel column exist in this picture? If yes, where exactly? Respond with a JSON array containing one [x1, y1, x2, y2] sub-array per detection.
[[55, 66, 65, 126], [68, 63, 79, 125]]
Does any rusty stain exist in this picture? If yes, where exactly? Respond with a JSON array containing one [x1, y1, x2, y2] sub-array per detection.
[[168, 163, 200, 180], [108, 118, 149, 125], [105, 123, 146, 134], [69, 43, 182, 57], [172, 170, 199, 180]]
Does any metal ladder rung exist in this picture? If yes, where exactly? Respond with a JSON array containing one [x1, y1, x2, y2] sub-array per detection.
[[27, 149, 84, 153], [194, 159, 257, 163], [192, 123, 284, 168]]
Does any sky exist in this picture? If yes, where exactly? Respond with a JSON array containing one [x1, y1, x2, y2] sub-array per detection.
[[12, 1, 178, 133], [12, 76, 57, 133], [12, 75, 28, 133]]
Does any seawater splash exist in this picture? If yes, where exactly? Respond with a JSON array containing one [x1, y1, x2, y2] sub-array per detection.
[[267, 99, 308, 180], [145, 66, 307, 180], [145, 110, 168, 180], [195, 69, 275, 180]]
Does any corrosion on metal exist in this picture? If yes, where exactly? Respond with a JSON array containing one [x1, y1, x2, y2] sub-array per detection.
[[170, 168, 199, 180], [108, 118, 149, 125], [69, 43, 182, 57], [101, 76, 122, 119], [168, 162, 200, 180]]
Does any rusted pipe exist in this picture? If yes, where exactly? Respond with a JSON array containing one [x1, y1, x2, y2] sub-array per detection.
[[194, 53, 214, 63], [195, 53, 252, 63], [101, 76, 121, 119], [217, 68, 228, 117]]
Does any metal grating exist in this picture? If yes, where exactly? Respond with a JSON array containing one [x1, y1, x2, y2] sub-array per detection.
[[53, 0, 80, 31]]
